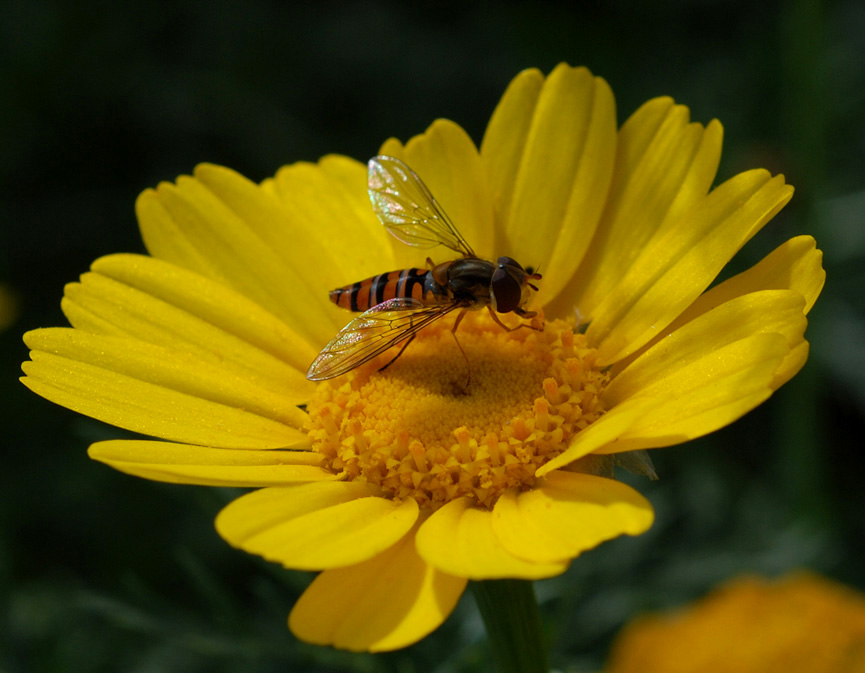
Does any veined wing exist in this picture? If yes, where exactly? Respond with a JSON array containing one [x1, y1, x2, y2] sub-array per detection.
[[368, 155, 475, 257], [306, 297, 462, 380]]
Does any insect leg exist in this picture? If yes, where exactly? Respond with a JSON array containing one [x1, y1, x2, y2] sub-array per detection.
[[378, 334, 416, 372], [451, 309, 471, 387], [378, 300, 425, 373], [487, 305, 543, 333]]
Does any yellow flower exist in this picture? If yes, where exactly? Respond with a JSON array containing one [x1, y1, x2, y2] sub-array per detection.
[[604, 573, 865, 673], [20, 64, 824, 652]]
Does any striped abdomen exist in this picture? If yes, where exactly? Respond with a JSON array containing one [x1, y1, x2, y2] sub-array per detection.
[[330, 268, 440, 312]]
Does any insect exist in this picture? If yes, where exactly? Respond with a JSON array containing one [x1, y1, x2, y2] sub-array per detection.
[[306, 155, 542, 383]]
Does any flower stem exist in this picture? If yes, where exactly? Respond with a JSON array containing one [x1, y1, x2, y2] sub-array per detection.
[[470, 579, 548, 673]]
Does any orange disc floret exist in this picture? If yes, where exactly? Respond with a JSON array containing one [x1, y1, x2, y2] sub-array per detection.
[[306, 311, 610, 511]]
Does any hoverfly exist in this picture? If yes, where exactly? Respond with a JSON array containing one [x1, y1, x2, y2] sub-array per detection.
[[305, 155, 542, 383]]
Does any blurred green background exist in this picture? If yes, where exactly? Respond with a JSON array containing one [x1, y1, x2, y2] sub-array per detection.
[[2, 1, 863, 671]]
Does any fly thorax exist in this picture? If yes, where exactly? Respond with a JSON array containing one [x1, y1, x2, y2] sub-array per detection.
[[447, 258, 496, 305]]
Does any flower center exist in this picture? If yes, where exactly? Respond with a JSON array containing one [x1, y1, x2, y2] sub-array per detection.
[[305, 311, 609, 511]]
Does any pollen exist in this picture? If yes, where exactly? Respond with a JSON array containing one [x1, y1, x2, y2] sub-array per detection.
[[305, 311, 610, 511]]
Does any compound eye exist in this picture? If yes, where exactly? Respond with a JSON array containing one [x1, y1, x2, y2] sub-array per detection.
[[491, 267, 521, 313], [496, 256, 523, 271]]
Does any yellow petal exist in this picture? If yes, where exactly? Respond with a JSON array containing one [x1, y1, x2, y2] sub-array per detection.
[[196, 164, 358, 323], [478, 66, 544, 220], [604, 290, 807, 405], [265, 154, 396, 287], [216, 483, 418, 571], [492, 472, 654, 564], [599, 333, 789, 453], [22, 328, 307, 449], [378, 119, 495, 264], [136, 164, 339, 346], [613, 236, 824, 374], [481, 64, 617, 302], [535, 397, 657, 477], [683, 235, 824, 319], [772, 340, 810, 391], [88, 440, 335, 486], [588, 170, 793, 364], [569, 99, 724, 319], [415, 497, 567, 579], [60, 254, 314, 400], [288, 526, 466, 651]]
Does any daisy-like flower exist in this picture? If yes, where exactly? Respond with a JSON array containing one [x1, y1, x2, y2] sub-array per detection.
[[21, 64, 824, 653], [604, 573, 865, 672]]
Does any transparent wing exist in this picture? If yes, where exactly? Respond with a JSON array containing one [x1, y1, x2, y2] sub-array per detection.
[[368, 155, 475, 257], [307, 297, 462, 380]]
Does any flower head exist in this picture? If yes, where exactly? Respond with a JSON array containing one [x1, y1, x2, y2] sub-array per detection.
[[605, 573, 865, 673], [21, 64, 824, 651]]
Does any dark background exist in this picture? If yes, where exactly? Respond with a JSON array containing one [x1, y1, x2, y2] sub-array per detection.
[[3, 1, 864, 671]]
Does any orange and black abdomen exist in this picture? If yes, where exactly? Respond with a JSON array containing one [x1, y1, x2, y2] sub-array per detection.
[[329, 268, 431, 312]]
